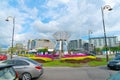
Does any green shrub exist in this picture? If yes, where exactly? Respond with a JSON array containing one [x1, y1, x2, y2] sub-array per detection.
[[18, 54, 35, 57]]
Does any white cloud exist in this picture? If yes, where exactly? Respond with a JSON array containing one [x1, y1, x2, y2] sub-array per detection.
[[0, 0, 120, 48], [31, 20, 59, 32], [60, 0, 70, 3], [103, 0, 120, 7]]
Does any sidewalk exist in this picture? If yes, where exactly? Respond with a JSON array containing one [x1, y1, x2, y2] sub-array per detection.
[[96, 54, 115, 58]]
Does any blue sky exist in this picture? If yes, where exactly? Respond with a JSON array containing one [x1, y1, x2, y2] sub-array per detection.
[[0, 0, 120, 49]]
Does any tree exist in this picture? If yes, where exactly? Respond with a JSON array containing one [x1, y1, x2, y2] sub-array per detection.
[[37, 48, 48, 55], [94, 48, 101, 52], [102, 46, 109, 51], [94, 48, 102, 54], [109, 47, 117, 52], [8, 46, 17, 54], [109, 46, 120, 53]]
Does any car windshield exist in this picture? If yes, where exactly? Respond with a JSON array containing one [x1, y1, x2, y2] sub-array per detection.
[[0, 67, 16, 80], [113, 57, 120, 60]]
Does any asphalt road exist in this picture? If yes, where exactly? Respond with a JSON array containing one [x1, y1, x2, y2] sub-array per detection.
[[38, 66, 118, 80]]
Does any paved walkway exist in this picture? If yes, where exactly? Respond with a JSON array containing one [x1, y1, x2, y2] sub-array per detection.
[[96, 54, 115, 58]]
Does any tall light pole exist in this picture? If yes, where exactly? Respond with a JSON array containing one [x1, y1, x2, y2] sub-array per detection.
[[6, 16, 15, 59], [101, 5, 112, 62]]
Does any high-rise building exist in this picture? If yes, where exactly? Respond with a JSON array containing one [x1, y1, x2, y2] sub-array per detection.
[[68, 39, 87, 51]]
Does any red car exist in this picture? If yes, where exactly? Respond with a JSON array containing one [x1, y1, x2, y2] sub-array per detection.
[[0, 54, 7, 60]]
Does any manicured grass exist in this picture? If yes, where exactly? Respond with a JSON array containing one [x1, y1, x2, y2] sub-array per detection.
[[43, 58, 110, 67], [43, 60, 83, 67], [87, 58, 107, 66]]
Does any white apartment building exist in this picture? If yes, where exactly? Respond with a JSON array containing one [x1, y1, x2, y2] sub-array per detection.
[[89, 36, 118, 48]]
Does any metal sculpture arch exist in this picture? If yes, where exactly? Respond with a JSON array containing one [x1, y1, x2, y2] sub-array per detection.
[[53, 31, 70, 58]]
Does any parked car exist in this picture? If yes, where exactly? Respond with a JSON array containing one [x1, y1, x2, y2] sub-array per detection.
[[0, 54, 7, 60], [0, 63, 19, 80], [115, 52, 120, 57], [12, 53, 18, 58], [107, 71, 120, 80], [87, 51, 96, 56], [107, 57, 120, 70], [2, 57, 43, 80]]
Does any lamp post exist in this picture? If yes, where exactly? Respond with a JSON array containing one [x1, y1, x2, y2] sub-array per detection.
[[6, 16, 15, 59], [101, 5, 112, 62]]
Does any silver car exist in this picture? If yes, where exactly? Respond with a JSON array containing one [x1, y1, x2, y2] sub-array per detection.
[[2, 57, 43, 80]]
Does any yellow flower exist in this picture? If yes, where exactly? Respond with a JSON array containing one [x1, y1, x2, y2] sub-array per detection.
[[61, 56, 96, 61]]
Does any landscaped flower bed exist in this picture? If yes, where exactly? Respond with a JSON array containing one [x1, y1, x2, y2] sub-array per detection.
[[18, 54, 53, 62], [35, 54, 54, 60], [60, 56, 98, 63], [18, 53, 102, 64], [63, 53, 88, 58], [29, 56, 53, 63], [61, 56, 96, 60]]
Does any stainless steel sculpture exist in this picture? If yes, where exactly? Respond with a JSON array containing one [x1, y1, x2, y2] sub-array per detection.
[[53, 31, 70, 58]]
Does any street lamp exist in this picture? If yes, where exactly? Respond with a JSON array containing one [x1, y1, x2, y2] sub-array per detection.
[[6, 16, 15, 59], [101, 5, 112, 62]]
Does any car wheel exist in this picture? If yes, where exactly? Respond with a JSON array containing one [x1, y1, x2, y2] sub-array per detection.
[[22, 72, 32, 80]]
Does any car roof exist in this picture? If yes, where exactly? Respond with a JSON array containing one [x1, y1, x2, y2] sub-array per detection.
[[0, 63, 13, 69], [7, 57, 33, 62], [4, 57, 42, 66], [8, 57, 28, 60]]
